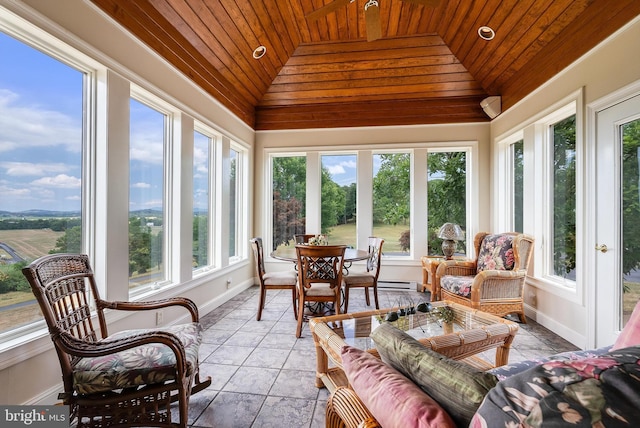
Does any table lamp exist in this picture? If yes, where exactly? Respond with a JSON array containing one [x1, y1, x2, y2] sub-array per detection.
[[437, 223, 464, 260]]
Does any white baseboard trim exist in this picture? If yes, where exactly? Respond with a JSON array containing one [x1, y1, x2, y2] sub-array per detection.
[[524, 304, 586, 349], [28, 385, 62, 405]]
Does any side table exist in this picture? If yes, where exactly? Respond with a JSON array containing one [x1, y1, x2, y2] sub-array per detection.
[[420, 256, 446, 300]]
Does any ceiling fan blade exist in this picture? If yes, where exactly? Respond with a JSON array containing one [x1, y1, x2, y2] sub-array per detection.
[[306, 0, 353, 21], [364, 2, 382, 41], [401, 0, 441, 7]]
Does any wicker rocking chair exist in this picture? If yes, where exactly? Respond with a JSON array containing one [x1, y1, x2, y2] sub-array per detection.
[[22, 253, 211, 428]]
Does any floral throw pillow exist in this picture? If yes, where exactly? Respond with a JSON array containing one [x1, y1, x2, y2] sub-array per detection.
[[471, 345, 640, 427], [477, 234, 515, 273]]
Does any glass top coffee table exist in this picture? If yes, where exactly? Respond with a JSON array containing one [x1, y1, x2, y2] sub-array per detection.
[[309, 301, 519, 391]]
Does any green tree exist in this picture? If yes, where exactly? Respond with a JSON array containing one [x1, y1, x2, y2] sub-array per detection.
[[373, 154, 410, 226], [552, 115, 576, 277], [427, 152, 467, 254], [50, 225, 82, 254], [151, 229, 163, 269], [129, 217, 151, 275], [272, 157, 307, 248], [622, 119, 640, 276], [193, 215, 208, 267], [0, 261, 29, 293], [321, 166, 346, 233], [342, 183, 357, 224]]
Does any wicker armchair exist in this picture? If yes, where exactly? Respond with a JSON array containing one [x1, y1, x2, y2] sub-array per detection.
[[435, 232, 534, 323], [22, 253, 211, 428]]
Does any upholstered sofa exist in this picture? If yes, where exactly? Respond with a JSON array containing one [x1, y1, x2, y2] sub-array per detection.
[[326, 302, 640, 428]]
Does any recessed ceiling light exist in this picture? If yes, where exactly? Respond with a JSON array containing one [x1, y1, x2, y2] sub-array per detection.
[[478, 26, 495, 41], [253, 45, 267, 59]]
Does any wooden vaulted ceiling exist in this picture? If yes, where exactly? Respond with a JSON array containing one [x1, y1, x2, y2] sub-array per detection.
[[91, 0, 640, 130]]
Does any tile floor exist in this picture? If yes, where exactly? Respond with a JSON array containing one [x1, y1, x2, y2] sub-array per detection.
[[182, 285, 579, 427]]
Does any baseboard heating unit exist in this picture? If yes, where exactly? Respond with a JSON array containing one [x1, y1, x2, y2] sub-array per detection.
[[377, 281, 416, 290]]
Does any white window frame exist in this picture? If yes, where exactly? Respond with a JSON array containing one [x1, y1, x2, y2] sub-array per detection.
[[495, 131, 525, 232], [0, 9, 100, 347], [425, 146, 474, 258], [228, 141, 249, 264], [192, 123, 220, 275], [536, 102, 580, 290], [128, 87, 177, 297], [265, 143, 478, 261], [494, 91, 585, 305]]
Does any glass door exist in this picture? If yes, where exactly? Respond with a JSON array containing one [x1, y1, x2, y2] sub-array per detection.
[[595, 94, 640, 346]]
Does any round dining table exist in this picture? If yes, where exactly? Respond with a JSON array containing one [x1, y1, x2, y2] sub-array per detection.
[[270, 246, 370, 263]]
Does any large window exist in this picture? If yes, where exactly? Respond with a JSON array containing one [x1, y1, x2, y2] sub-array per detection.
[[272, 155, 306, 251], [321, 154, 356, 247], [427, 151, 467, 255], [228, 143, 249, 262], [128, 98, 167, 293], [229, 147, 244, 260], [373, 153, 410, 256], [551, 115, 576, 280], [193, 130, 212, 270], [512, 140, 524, 233], [0, 31, 85, 335]]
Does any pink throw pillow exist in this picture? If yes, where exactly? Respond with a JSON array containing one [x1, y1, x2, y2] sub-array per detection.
[[612, 299, 640, 350], [341, 345, 455, 428]]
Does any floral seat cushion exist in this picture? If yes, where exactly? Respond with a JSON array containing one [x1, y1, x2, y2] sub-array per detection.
[[72, 322, 202, 395], [471, 345, 640, 427], [440, 275, 474, 298]]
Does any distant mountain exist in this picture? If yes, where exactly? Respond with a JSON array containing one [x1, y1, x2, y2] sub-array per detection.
[[129, 209, 163, 217], [0, 209, 81, 218], [0, 208, 204, 219]]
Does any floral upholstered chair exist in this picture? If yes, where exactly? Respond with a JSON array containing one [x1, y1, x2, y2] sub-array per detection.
[[435, 232, 534, 323]]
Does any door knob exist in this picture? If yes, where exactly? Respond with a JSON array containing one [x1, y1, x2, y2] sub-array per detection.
[[595, 244, 608, 253]]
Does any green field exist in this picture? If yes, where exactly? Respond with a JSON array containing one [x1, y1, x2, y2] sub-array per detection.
[[326, 223, 409, 253], [0, 229, 63, 261], [0, 229, 62, 331]]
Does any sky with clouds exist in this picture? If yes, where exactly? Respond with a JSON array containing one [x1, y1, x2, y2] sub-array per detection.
[[0, 31, 82, 213], [0, 30, 388, 214], [0, 31, 162, 213]]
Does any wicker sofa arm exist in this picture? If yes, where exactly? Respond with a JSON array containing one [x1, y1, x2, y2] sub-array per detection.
[[327, 386, 381, 428]]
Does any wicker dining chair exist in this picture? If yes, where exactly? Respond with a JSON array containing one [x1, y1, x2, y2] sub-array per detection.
[[343, 237, 384, 313], [22, 253, 211, 428], [435, 232, 534, 323], [295, 244, 347, 337], [250, 237, 298, 321]]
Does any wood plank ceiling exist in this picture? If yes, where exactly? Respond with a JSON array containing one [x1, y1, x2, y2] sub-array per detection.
[[91, 0, 640, 130]]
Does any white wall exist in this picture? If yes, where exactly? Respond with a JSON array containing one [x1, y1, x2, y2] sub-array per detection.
[[490, 15, 640, 348]]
